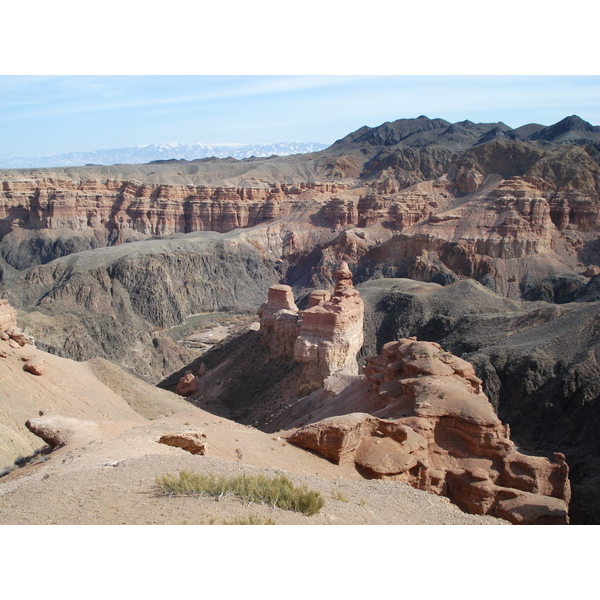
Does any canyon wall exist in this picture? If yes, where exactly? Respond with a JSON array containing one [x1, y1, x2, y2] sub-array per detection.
[[0, 178, 347, 237]]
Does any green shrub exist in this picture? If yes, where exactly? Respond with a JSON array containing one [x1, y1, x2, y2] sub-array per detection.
[[156, 470, 324, 516]]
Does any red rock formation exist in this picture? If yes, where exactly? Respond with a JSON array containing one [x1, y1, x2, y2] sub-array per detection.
[[22, 358, 46, 376], [0, 303, 34, 347], [322, 197, 358, 227], [288, 338, 570, 525], [175, 372, 199, 396], [257, 264, 364, 396], [294, 262, 364, 396], [0, 177, 352, 241], [0, 299, 17, 332], [258, 284, 300, 360]]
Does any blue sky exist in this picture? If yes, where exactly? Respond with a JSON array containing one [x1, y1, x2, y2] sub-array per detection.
[[1, 2, 598, 160], [0, 75, 599, 159]]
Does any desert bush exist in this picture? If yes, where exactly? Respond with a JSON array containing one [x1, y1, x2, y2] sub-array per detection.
[[156, 470, 324, 515]]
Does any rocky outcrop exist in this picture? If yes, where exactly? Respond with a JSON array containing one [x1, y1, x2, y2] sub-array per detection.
[[0, 299, 16, 331], [175, 373, 200, 396], [258, 284, 300, 360], [0, 301, 34, 349], [294, 262, 364, 395], [288, 338, 570, 524], [24, 415, 138, 450], [158, 431, 207, 455], [258, 263, 364, 396]]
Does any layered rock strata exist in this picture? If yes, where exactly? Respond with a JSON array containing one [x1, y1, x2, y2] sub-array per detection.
[[293, 262, 364, 396], [258, 262, 364, 396], [0, 177, 348, 244], [258, 284, 300, 360], [288, 338, 571, 525]]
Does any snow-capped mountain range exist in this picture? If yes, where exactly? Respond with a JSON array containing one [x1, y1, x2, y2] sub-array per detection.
[[0, 141, 329, 169]]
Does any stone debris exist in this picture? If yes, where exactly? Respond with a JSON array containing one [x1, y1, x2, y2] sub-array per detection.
[[23, 358, 47, 376]]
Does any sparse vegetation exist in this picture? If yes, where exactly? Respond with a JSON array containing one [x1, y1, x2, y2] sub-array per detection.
[[222, 516, 276, 525], [331, 489, 349, 503], [156, 470, 324, 515]]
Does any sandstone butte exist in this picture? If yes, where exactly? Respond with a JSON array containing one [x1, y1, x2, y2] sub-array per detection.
[[258, 261, 364, 396], [255, 266, 571, 525]]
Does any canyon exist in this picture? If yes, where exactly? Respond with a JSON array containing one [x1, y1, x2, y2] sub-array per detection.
[[1, 115, 599, 524]]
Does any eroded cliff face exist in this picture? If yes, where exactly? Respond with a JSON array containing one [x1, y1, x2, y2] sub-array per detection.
[[2, 140, 599, 306], [0, 178, 342, 232], [295, 175, 598, 300], [288, 338, 571, 525], [0, 176, 350, 268], [258, 263, 364, 396]]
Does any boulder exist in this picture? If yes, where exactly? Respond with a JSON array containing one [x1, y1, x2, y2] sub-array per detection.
[[23, 359, 47, 376], [175, 373, 199, 396], [158, 432, 207, 455]]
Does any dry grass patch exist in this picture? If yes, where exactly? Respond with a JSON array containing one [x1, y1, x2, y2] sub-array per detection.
[[222, 516, 276, 525], [156, 470, 324, 516], [330, 489, 349, 503]]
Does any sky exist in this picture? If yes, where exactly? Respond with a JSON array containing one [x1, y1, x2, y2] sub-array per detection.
[[0, 75, 599, 159], [1, 1, 598, 160]]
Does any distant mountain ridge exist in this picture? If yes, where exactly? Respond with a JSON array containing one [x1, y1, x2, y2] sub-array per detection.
[[0, 141, 329, 169], [328, 114, 600, 153]]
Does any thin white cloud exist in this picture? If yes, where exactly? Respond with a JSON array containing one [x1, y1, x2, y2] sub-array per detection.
[[0, 75, 367, 122]]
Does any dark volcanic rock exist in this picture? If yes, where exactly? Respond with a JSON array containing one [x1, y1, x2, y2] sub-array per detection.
[[531, 115, 600, 145]]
